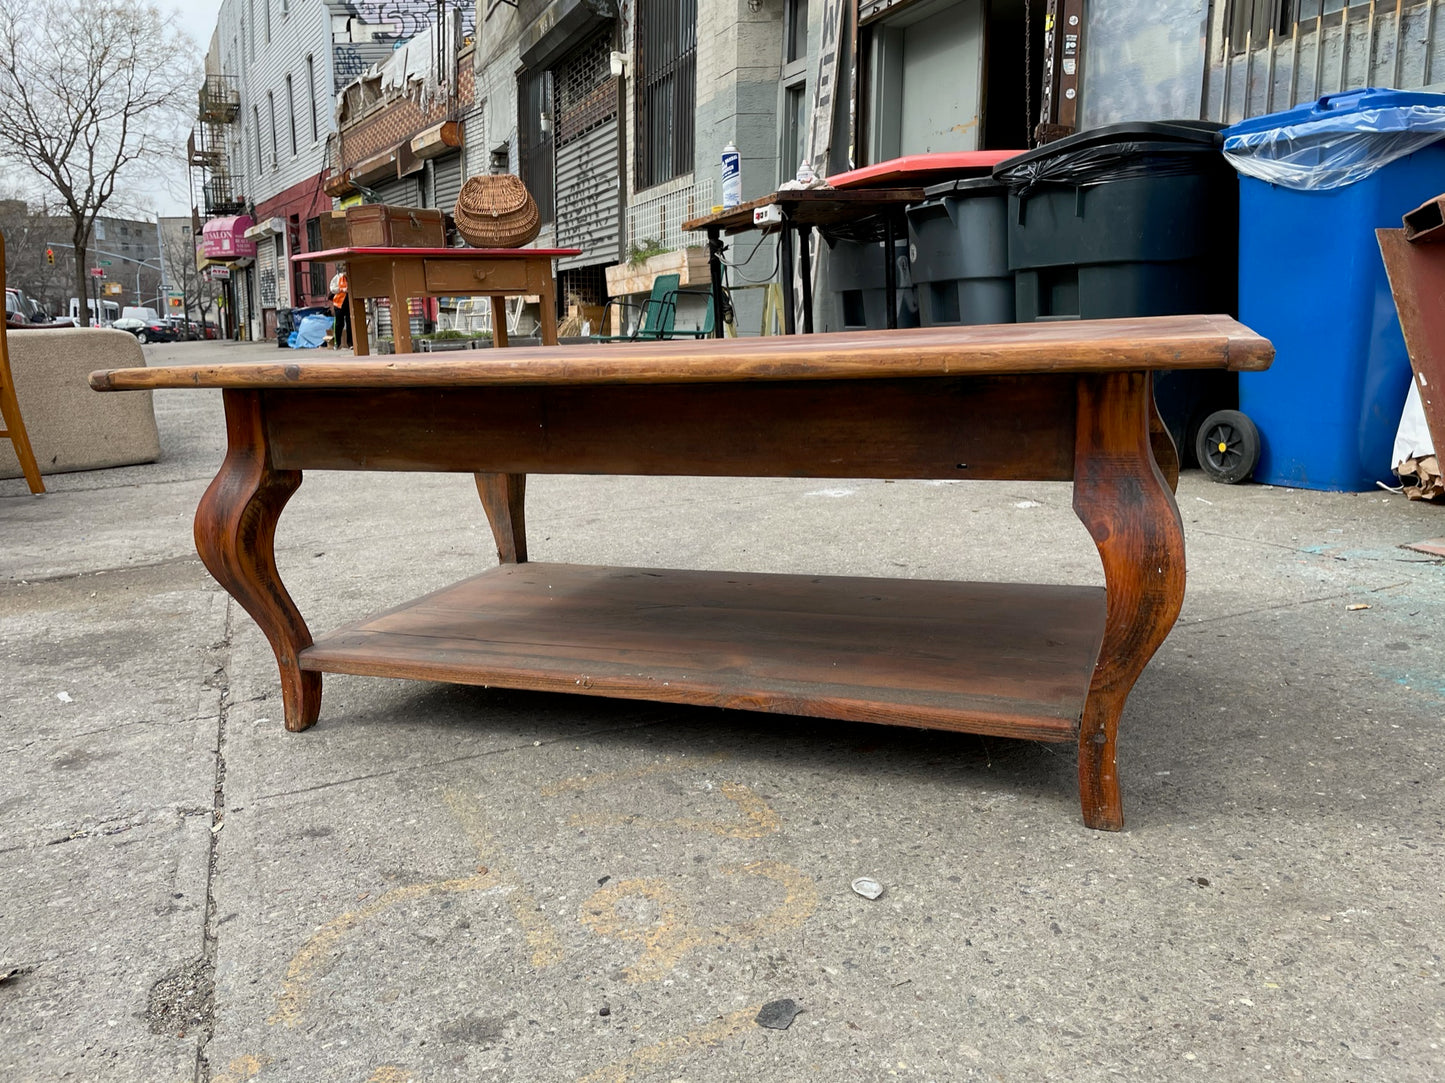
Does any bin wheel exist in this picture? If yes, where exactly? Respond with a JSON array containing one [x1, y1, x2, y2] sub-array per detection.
[[1195, 409, 1260, 484]]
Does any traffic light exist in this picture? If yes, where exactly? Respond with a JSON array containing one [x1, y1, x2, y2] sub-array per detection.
[[45, 247, 54, 265]]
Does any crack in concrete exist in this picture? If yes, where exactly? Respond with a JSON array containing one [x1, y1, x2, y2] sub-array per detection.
[[1178, 581, 1412, 630], [0, 553, 205, 588], [193, 597, 233, 1083], [251, 715, 675, 803]]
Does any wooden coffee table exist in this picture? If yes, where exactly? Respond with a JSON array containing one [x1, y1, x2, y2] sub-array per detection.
[[90, 315, 1272, 829]]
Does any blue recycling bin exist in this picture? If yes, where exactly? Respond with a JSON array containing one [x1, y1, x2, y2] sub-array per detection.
[[1224, 88, 1445, 491]]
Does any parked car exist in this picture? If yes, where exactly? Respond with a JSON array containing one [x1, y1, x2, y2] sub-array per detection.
[[6, 286, 54, 327], [111, 316, 176, 344], [6, 289, 30, 328]]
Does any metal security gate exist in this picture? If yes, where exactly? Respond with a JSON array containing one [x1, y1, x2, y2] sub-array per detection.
[[430, 151, 464, 216], [555, 31, 621, 270], [371, 174, 419, 207]]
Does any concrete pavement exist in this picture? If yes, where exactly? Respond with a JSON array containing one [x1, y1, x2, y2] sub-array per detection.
[[2, 338, 1443, 1082]]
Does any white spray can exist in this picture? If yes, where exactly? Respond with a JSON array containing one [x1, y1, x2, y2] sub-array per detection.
[[721, 142, 741, 208]]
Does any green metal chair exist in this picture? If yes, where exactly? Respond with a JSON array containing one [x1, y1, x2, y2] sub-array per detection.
[[657, 288, 718, 338], [592, 274, 681, 342]]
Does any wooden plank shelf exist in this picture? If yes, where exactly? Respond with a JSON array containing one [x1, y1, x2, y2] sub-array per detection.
[[299, 563, 1106, 742]]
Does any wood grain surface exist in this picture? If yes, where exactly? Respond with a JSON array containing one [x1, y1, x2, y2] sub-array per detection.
[[300, 563, 1106, 742], [89, 315, 1274, 391], [257, 376, 1079, 480]]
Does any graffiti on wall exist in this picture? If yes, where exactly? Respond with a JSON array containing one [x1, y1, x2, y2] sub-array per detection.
[[330, 0, 475, 50]]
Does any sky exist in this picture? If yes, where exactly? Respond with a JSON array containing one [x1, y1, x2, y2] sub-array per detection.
[[154, 1, 226, 217], [173, 0, 223, 61]]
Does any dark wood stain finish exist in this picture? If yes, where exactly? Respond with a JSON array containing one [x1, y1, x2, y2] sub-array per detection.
[[300, 564, 1104, 742], [91, 314, 1276, 829], [258, 377, 1078, 480], [193, 390, 321, 731]]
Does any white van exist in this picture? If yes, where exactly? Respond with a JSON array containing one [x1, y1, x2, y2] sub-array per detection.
[[69, 297, 120, 326], [121, 306, 161, 323]]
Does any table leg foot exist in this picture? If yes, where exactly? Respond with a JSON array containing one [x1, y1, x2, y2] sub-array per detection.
[[1073, 373, 1186, 831], [195, 391, 321, 732], [475, 472, 528, 564]]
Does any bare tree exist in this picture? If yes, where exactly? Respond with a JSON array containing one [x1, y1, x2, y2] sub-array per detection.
[[0, 0, 197, 321], [160, 219, 219, 336]]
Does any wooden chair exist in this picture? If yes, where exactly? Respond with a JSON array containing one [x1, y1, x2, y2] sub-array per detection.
[[0, 230, 44, 494]]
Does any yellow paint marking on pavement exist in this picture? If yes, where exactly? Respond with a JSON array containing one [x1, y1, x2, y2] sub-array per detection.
[[575, 1005, 761, 1083], [268, 870, 495, 1027], [579, 861, 818, 982], [212, 1054, 267, 1083], [444, 789, 566, 968], [367, 1068, 415, 1083], [540, 752, 729, 796], [270, 790, 565, 1028], [568, 780, 782, 838]]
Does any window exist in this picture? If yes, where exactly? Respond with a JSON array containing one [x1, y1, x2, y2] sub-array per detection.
[[268, 91, 278, 165], [786, 0, 809, 64], [307, 55, 319, 142], [634, 0, 697, 190], [306, 217, 326, 296], [264, 0, 272, 43], [518, 68, 555, 224], [779, 0, 809, 183], [286, 74, 297, 155], [254, 105, 264, 173]]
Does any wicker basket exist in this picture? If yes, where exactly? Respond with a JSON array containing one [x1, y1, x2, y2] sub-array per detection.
[[453, 174, 541, 248]]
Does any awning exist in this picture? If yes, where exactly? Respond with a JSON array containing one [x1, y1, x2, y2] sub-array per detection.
[[519, 0, 615, 70], [352, 149, 399, 186], [201, 215, 257, 259], [243, 217, 285, 241], [411, 121, 463, 160]]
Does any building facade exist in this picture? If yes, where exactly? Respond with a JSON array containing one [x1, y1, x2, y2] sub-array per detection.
[[192, 0, 1445, 341]]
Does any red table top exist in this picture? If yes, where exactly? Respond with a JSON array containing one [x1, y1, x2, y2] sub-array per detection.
[[826, 151, 1021, 189], [293, 246, 582, 262]]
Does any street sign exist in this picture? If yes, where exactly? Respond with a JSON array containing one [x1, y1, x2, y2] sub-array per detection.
[[104, 283, 123, 295], [98, 259, 112, 267], [89, 267, 104, 278]]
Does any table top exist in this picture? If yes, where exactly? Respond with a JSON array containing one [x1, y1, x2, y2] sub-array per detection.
[[292, 246, 582, 263], [826, 151, 1020, 189], [91, 315, 1272, 391], [682, 188, 926, 234]]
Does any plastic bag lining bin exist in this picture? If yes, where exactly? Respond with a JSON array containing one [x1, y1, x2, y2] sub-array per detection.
[[1223, 89, 1445, 191]]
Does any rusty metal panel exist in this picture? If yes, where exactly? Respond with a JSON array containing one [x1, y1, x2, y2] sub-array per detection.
[[1378, 226, 1445, 459]]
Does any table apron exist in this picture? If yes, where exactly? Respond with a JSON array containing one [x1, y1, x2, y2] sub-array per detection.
[[257, 375, 1081, 480]]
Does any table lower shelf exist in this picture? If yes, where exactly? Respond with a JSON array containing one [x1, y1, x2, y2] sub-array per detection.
[[299, 563, 1106, 742]]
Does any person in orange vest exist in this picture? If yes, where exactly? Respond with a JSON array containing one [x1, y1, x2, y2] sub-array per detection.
[[329, 265, 350, 350]]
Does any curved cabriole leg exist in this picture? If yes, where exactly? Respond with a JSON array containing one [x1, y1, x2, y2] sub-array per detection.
[[194, 390, 321, 732], [475, 472, 528, 563], [1072, 373, 1186, 831], [1148, 390, 1180, 493]]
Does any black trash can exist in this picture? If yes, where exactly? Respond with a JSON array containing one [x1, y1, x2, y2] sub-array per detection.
[[993, 122, 1239, 462], [906, 178, 1013, 326], [821, 235, 919, 331]]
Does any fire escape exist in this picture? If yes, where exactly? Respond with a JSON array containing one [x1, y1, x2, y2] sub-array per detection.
[[189, 75, 246, 226]]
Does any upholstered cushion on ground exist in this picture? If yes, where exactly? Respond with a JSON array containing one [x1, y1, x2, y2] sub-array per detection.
[[0, 329, 160, 479]]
